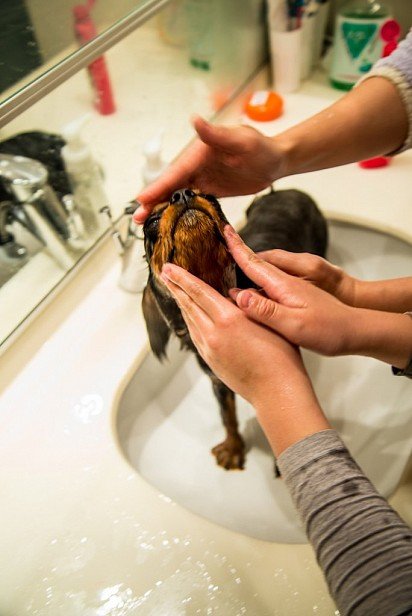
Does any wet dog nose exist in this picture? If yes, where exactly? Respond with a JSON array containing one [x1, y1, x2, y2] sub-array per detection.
[[170, 189, 195, 206]]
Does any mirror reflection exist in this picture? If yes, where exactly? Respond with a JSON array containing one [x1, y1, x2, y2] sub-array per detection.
[[0, 0, 153, 101], [0, 0, 267, 346]]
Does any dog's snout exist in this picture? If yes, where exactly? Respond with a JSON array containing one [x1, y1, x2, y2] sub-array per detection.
[[170, 189, 195, 206]]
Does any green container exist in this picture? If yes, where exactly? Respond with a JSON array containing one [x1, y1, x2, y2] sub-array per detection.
[[330, 0, 390, 90]]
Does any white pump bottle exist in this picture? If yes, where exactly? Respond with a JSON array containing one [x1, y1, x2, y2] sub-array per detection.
[[142, 131, 167, 186], [61, 115, 107, 235]]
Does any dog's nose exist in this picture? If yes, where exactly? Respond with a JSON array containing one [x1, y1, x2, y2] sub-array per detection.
[[170, 189, 195, 206]]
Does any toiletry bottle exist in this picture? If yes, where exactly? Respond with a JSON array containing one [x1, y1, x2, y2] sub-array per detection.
[[184, 0, 216, 70], [73, 3, 116, 115], [61, 116, 108, 236], [330, 0, 390, 90], [142, 132, 167, 186]]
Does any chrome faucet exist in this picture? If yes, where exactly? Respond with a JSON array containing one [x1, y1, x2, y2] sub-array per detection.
[[100, 203, 147, 293], [0, 153, 83, 270]]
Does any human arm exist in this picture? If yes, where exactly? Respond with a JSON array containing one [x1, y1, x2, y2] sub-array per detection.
[[160, 262, 412, 616], [224, 227, 412, 370], [257, 248, 412, 312], [278, 430, 412, 616], [133, 75, 409, 224]]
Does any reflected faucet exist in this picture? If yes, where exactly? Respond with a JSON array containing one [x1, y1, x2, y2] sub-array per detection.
[[0, 153, 83, 270]]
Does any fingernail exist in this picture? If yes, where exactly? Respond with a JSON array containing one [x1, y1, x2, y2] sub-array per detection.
[[237, 290, 252, 308], [229, 287, 241, 300]]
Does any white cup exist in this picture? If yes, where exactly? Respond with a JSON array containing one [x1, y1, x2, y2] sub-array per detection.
[[269, 28, 303, 94]]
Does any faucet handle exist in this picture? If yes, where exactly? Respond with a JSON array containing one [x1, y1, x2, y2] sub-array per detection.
[[0, 153, 47, 202], [99, 205, 125, 255]]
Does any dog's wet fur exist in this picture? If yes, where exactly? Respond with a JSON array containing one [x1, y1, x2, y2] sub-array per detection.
[[142, 187, 328, 471]]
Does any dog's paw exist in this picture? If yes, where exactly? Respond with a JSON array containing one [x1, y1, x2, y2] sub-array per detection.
[[211, 437, 245, 470]]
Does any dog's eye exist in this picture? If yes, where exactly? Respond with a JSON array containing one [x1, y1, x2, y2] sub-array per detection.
[[201, 193, 219, 206], [144, 216, 160, 240]]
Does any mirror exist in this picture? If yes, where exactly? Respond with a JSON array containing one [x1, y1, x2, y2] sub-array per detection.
[[0, 0, 267, 346], [0, 0, 160, 103]]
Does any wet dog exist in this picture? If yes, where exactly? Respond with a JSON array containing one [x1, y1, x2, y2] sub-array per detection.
[[142, 188, 328, 470]]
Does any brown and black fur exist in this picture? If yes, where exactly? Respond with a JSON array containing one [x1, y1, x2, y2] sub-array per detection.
[[142, 187, 328, 471]]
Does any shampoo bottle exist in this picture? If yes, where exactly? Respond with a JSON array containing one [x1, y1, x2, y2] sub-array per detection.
[[61, 116, 108, 236], [330, 0, 390, 90]]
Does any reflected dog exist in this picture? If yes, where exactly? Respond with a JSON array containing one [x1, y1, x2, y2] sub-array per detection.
[[142, 188, 328, 471]]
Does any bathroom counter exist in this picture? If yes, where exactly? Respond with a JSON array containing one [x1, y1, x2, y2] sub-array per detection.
[[1, 73, 412, 615]]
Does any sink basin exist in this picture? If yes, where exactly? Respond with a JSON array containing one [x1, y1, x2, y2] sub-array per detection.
[[116, 220, 412, 543]]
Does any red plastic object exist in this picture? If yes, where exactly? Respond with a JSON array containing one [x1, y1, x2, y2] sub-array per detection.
[[380, 19, 401, 43], [73, 3, 116, 115], [359, 157, 390, 169]]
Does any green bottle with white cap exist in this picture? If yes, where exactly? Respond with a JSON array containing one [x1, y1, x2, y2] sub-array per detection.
[[330, 0, 390, 90]]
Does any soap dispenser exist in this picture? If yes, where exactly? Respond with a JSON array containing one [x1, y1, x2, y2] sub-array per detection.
[[142, 131, 167, 186], [61, 115, 108, 235]]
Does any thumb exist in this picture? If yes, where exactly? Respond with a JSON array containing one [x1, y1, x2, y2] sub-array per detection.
[[193, 116, 243, 151], [235, 289, 294, 338]]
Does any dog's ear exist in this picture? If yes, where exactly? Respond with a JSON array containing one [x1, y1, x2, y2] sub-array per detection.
[[142, 284, 171, 361]]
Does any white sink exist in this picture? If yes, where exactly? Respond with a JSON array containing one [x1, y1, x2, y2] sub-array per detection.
[[116, 220, 412, 544]]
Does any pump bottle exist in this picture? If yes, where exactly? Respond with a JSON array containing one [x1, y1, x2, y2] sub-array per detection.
[[61, 115, 108, 236]]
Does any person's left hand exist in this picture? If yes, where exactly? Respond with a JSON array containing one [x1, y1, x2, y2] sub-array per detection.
[[160, 263, 305, 409]]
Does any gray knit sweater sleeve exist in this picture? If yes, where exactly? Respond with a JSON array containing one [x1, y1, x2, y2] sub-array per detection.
[[277, 429, 412, 616], [359, 27, 412, 153]]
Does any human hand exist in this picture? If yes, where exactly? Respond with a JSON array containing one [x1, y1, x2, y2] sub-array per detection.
[[160, 262, 305, 407], [160, 261, 329, 456], [225, 227, 356, 357], [226, 227, 412, 368], [133, 116, 283, 223], [257, 248, 358, 306]]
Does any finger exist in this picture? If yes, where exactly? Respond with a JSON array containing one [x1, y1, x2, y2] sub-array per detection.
[[161, 273, 211, 320], [132, 203, 154, 224], [224, 226, 288, 298], [257, 249, 322, 280], [234, 289, 296, 340], [193, 116, 246, 152], [134, 156, 196, 214], [169, 285, 206, 341], [162, 263, 235, 322]]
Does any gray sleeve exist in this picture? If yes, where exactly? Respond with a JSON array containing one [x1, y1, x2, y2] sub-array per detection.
[[358, 28, 412, 153], [277, 429, 412, 616]]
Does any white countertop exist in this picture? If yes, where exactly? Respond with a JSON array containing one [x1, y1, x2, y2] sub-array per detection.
[[1, 71, 411, 615]]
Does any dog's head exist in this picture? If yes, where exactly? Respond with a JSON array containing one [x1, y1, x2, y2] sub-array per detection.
[[142, 189, 236, 359]]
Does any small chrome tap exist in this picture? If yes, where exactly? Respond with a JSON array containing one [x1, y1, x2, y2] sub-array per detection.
[[100, 203, 147, 293]]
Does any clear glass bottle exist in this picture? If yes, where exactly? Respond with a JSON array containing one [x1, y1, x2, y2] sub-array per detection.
[[330, 0, 390, 90]]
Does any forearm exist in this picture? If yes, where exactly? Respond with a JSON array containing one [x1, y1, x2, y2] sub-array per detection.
[[274, 77, 408, 178], [348, 308, 412, 369], [278, 430, 412, 616], [353, 277, 412, 312], [253, 361, 330, 457]]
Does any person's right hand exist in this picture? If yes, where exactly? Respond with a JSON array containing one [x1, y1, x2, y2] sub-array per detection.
[[257, 248, 358, 306], [133, 116, 283, 224]]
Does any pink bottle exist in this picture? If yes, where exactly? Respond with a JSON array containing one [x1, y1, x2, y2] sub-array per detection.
[[73, 1, 116, 115]]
